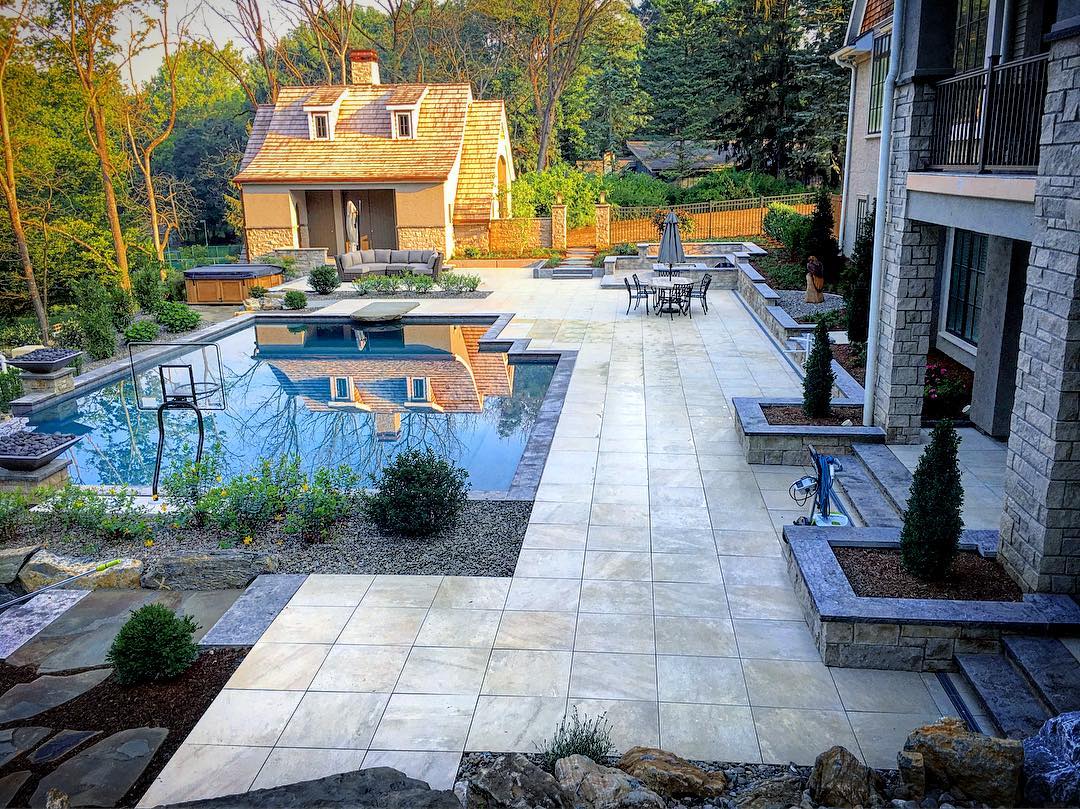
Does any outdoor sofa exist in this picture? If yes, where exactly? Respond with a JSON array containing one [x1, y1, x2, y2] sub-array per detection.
[[334, 249, 442, 281]]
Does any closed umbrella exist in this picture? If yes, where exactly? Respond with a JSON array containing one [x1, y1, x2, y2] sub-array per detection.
[[346, 200, 359, 249], [657, 211, 685, 270]]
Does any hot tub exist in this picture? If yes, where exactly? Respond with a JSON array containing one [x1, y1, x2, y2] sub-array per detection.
[[184, 264, 284, 304]]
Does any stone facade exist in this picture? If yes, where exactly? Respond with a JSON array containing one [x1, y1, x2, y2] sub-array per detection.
[[551, 204, 567, 250], [396, 226, 446, 252], [489, 218, 552, 253], [19, 369, 74, 396], [872, 81, 941, 444], [245, 227, 295, 260], [998, 31, 1080, 595], [594, 203, 611, 250], [269, 248, 328, 273], [453, 223, 491, 253]]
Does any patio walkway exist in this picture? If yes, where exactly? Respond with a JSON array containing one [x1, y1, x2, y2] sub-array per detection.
[[139, 274, 952, 804]]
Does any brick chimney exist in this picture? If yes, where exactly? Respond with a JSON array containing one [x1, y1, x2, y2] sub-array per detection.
[[349, 49, 380, 85]]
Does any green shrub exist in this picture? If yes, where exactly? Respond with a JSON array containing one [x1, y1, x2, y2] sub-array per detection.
[[900, 421, 964, 581], [0, 319, 42, 349], [200, 456, 305, 539], [72, 280, 119, 360], [511, 164, 602, 229], [602, 172, 672, 207], [0, 367, 23, 412], [762, 203, 812, 261], [309, 265, 341, 295], [132, 265, 167, 314], [650, 208, 695, 239], [537, 708, 614, 772], [163, 267, 187, 302], [283, 290, 307, 310], [361, 447, 468, 537], [257, 253, 301, 280], [440, 273, 481, 294], [160, 450, 222, 527], [843, 210, 874, 343], [106, 603, 200, 686], [285, 466, 361, 543], [351, 277, 373, 296], [248, 285, 268, 299], [52, 318, 87, 351], [0, 490, 29, 542], [108, 287, 137, 331], [802, 321, 835, 419], [803, 308, 847, 330], [400, 273, 435, 294], [678, 168, 807, 203], [155, 301, 201, 332], [124, 320, 160, 343], [44, 484, 153, 543]]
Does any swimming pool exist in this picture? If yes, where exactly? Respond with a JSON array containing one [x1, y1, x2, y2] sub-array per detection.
[[28, 318, 557, 491]]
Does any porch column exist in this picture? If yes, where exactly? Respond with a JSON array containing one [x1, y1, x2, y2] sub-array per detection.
[[551, 197, 567, 250], [595, 194, 611, 250], [871, 81, 941, 443], [998, 28, 1080, 594]]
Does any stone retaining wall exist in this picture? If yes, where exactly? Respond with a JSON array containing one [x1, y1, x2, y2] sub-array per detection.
[[733, 398, 885, 465]]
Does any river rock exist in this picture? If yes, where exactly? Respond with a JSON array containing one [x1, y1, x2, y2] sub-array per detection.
[[30, 727, 168, 807], [734, 774, 804, 809], [555, 755, 664, 809], [807, 745, 880, 808], [0, 669, 111, 722], [1023, 710, 1080, 807], [467, 754, 572, 809], [140, 551, 279, 590], [0, 545, 39, 585], [0, 727, 50, 767], [902, 717, 1022, 807], [17, 551, 142, 592], [142, 767, 462, 808], [617, 747, 727, 800]]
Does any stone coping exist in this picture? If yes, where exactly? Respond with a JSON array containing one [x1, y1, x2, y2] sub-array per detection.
[[10, 311, 573, 504], [199, 574, 306, 647], [733, 397, 886, 441], [782, 525, 1080, 631]]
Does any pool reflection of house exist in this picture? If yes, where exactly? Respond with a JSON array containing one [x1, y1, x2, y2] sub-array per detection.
[[254, 323, 513, 439]]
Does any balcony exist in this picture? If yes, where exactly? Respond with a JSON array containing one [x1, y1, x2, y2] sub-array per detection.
[[929, 53, 1049, 173]]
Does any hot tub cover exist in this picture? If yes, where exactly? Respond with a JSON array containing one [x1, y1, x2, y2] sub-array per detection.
[[183, 264, 282, 280]]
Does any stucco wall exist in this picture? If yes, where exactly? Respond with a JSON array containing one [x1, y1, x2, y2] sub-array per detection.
[[842, 54, 882, 255]]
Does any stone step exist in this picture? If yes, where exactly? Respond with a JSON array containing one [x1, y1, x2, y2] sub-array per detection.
[[851, 443, 913, 516], [833, 453, 903, 529], [551, 268, 595, 279], [1002, 635, 1080, 715], [955, 653, 1050, 739]]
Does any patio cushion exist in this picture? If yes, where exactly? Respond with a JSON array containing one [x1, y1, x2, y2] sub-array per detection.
[[408, 250, 428, 264], [360, 250, 376, 264], [362, 263, 388, 274], [390, 250, 410, 263], [374, 249, 391, 263]]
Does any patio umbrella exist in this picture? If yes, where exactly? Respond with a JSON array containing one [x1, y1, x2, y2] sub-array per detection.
[[346, 200, 359, 249], [657, 211, 685, 269]]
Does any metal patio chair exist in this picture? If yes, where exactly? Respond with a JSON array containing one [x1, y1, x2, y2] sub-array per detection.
[[624, 277, 650, 314], [689, 273, 712, 315]]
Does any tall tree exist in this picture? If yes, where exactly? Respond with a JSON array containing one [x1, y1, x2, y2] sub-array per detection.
[[0, 0, 48, 339]]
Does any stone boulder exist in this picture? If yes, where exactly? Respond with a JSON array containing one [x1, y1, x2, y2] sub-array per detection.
[[733, 775, 804, 809], [467, 754, 571, 809], [617, 747, 726, 801], [17, 551, 142, 592], [148, 767, 462, 808], [896, 749, 925, 799], [807, 746, 880, 808], [140, 551, 279, 590], [555, 755, 664, 809], [902, 717, 1022, 807], [0, 545, 39, 585], [1023, 711, 1080, 807]]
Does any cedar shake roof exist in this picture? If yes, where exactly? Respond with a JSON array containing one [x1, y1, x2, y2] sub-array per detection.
[[453, 101, 506, 223], [235, 83, 475, 184], [304, 87, 346, 106], [860, 0, 893, 34]]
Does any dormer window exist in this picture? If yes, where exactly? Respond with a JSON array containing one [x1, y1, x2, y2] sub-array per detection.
[[395, 111, 413, 139], [312, 113, 330, 140]]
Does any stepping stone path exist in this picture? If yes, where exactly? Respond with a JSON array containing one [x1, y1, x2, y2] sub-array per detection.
[[0, 669, 111, 722], [0, 772, 30, 808], [27, 730, 101, 765], [0, 590, 89, 659], [0, 727, 50, 767], [30, 727, 168, 808]]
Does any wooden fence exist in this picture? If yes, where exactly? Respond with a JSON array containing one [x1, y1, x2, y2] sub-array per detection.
[[610, 193, 817, 245]]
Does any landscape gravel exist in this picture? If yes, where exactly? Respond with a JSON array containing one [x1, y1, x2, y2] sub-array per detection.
[[0, 432, 76, 456], [775, 290, 844, 322]]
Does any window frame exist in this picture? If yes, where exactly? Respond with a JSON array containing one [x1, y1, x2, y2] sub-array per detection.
[[953, 0, 991, 75], [407, 376, 429, 402], [395, 111, 413, 139], [867, 33, 891, 135], [331, 376, 352, 401], [941, 228, 988, 349], [311, 112, 330, 141]]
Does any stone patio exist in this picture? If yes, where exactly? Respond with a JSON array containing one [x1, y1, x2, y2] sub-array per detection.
[[139, 272, 954, 804]]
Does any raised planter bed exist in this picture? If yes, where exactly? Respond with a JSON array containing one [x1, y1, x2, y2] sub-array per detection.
[[734, 397, 885, 465], [7, 349, 83, 375], [0, 432, 79, 472], [781, 524, 1080, 672]]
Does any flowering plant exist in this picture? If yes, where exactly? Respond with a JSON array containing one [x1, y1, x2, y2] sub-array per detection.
[[924, 361, 969, 419]]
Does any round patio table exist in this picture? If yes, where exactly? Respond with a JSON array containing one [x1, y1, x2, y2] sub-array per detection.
[[648, 276, 693, 316]]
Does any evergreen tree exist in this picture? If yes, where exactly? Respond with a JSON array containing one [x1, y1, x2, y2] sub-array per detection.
[[806, 189, 840, 280], [843, 209, 874, 344], [802, 321, 834, 418], [900, 421, 965, 581]]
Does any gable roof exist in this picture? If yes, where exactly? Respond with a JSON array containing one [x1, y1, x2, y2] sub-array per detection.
[[454, 101, 508, 224], [235, 83, 475, 184], [625, 139, 735, 176]]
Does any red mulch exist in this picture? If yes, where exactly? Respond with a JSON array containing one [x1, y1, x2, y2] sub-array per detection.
[[762, 405, 864, 427], [1, 647, 247, 807], [833, 547, 1024, 602], [832, 344, 866, 385]]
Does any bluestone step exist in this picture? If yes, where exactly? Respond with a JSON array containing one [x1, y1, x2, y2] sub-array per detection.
[[955, 653, 1050, 739], [1002, 635, 1080, 715]]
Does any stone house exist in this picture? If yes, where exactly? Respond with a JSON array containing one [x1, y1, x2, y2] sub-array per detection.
[[835, 0, 1079, 592], [234, 50, 516, 262]]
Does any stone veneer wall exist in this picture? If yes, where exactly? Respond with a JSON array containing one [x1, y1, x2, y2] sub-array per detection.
[[488, 218, 552, 253], [872, 80, 941, 444], [998, 31, 1080, 595], [269, 248, 328, 273], [550, 205, 567, 250], [245, 227, 295, 261], [397, 226, 446, 252], [453, 223, 491, 253], [595, 204, 611, 249]]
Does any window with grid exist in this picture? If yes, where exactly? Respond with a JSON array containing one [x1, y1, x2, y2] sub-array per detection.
[[945, 229, 987, 345], [953, 0, 990, 74], [868, 34, 891, 134], [312, 113, 329, 140], [856, 196, 869, 225]]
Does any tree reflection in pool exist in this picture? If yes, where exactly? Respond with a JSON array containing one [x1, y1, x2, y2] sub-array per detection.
[[29, 320, 556, 491]]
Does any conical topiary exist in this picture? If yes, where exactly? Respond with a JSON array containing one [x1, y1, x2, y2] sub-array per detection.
[[843, 210, 874, 344], [900, 420, 965, 581], [807, 189, 840, 281], [802, 321, 835, 418]]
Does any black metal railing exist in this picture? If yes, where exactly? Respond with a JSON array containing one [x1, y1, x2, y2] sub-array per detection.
[[929, 52, 1049, 172]]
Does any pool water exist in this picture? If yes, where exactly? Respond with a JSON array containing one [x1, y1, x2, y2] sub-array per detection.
[[29, 320, 555, 491]]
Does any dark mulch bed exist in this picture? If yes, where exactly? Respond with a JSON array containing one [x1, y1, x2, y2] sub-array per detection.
[[834, 546, 1024, 602], [832, 344, 866, 386], [762, 405, 864, 427], [1, 648, 247, 808]]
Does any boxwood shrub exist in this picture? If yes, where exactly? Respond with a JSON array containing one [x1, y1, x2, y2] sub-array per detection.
[[106, 603, 200, 685], [361, 448, 468, 537]]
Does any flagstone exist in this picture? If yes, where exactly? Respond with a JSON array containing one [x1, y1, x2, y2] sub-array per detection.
[[0, 669, 111, 723]]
